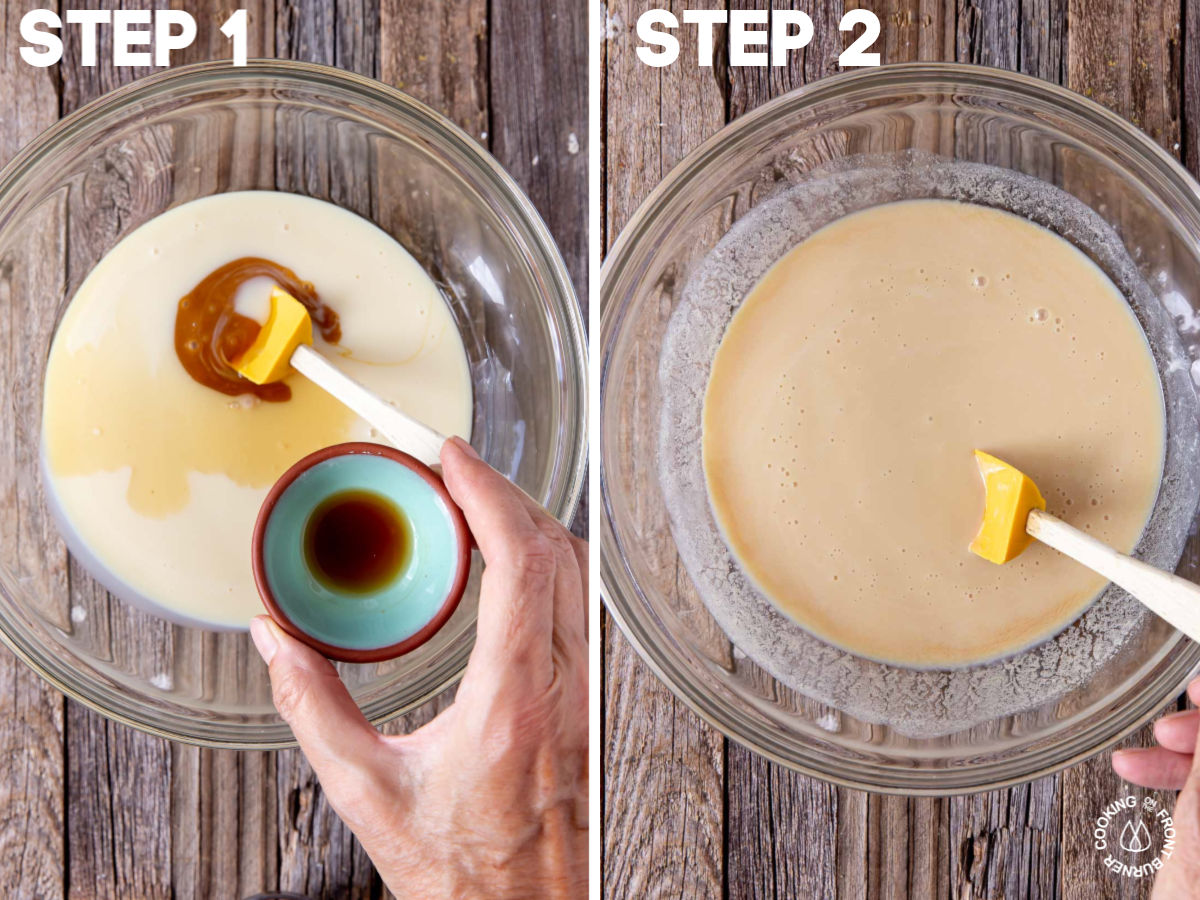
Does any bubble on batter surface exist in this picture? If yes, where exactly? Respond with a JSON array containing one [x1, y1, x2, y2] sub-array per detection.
[[658, 150, 1200, 737]]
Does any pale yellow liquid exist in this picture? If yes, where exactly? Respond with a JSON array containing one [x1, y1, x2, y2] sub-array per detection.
[[42, 192, 473, 628], [703, 200, 1165, 667]]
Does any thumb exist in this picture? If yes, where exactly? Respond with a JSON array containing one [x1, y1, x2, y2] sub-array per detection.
[[1188, 679, 1200, 783], [250, 616, 384, 778]]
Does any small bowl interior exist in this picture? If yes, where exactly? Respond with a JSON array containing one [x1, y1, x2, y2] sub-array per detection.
[[258, 445, 469, 661], [601, 64, 1200, 792], [0, 62, 585, 747]]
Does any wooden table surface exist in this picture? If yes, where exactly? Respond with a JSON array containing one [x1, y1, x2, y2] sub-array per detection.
[[0, 1, 585, 897], [602, 2, 1196, 898]]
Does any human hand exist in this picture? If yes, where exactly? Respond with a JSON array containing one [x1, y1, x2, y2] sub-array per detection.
[[249, 436, 588, 898], [1111, 677, 1200, 898]]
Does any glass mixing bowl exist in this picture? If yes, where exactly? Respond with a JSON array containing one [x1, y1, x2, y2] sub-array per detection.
[[0, 60, 586, 747], [600, 63, 1200, 793]]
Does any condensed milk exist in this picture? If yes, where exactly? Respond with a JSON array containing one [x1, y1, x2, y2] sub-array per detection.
[[42, 192, 473, 628]]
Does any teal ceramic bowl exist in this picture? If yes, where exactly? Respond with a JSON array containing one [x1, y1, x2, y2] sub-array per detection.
[[252, 442, 471, 663]]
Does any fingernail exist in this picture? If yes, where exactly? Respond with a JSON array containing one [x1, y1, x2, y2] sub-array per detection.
[[1113, 747, 1151, 760], [250, 616, 279, 664], [451, 435, 481, 460], [1158, 709, 1195, 723]]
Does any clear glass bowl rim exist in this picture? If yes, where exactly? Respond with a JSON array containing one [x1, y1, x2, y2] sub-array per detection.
[[600, 62, 1200, 794], [0, 58, 588, 748]]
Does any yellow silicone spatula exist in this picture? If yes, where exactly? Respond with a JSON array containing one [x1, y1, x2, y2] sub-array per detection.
[[969, 449, 1200, 642], [233, 286, 446, 467]]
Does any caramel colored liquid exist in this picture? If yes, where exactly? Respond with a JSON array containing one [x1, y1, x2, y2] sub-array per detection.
[[304, 490, 411, 594], [174, 257, 341, 401], [703, 200, 1165, 667]]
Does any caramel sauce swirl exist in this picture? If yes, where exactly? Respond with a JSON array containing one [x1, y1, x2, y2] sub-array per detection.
[[174, 257, 341, 401]]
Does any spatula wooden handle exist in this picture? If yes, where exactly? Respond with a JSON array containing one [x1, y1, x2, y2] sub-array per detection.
[[290, 344, 446, 468], [1027, 508, 1200, 643]]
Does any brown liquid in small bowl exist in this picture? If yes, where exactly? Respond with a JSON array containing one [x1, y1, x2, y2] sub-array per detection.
[[304, 489, 412, 595]]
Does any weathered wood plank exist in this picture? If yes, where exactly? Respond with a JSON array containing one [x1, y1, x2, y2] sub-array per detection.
[[269, 3, 381, 897], [59, 0, 158, 117], [171, 743, 279, 899], [336, 0, 381, 78], [727, 0, 774, 120], [1020, 0, 1068, 82], [864, 796, 947, 899], [603, 619, 726, 900], [373, 0, 483, 791], [67, 709, 173, 900], [275, 747, 378, 899], [947, 782, 1062, 900], [0, 4, 68, 892], [489, 0, 589, 539], [720, 6, 867, 898], [836, 787, 870, 897], [378, 0, 488, 141], [490, 0, 588, 313], [1067, 0, 1181, 152], [53, 10, 179, 897], [490, 0, 588, 542], [1184, 0, 1200, 175], [844, 0, 956, 63], [0, 645, 63, 899], [726, 743, 840, 899], [168, 7, 283, 900], [602, 2, 728, 898], [177, 0, 275, 66], [275, 0, 335, 66], [67, 590, 175, 899], [1061, 757, 1161, 900], [1059, 3, 1182, 897], [956, 0, 1018, 68]]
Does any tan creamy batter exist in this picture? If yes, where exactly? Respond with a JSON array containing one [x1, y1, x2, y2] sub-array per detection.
[[703, 200, 1165, 667], [43, 192, 473, 628]]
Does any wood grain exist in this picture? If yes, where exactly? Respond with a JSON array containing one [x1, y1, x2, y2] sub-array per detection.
[[265, 7, 383, 896], [1185, 0, 1200, 174], [1067, 0, 1181, 151], [380, 0, 487, 145], [491, 0, 588, 300], [0, 7, 68, 893], [489, 0, 591, 538], [0, 1, 587, 898], [602, 2, 728, 898], [372, 5, 490, 851], [166, 9, 282, 900], [1057, 4, 1183, 898], [602, 2, 1194, 898]]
